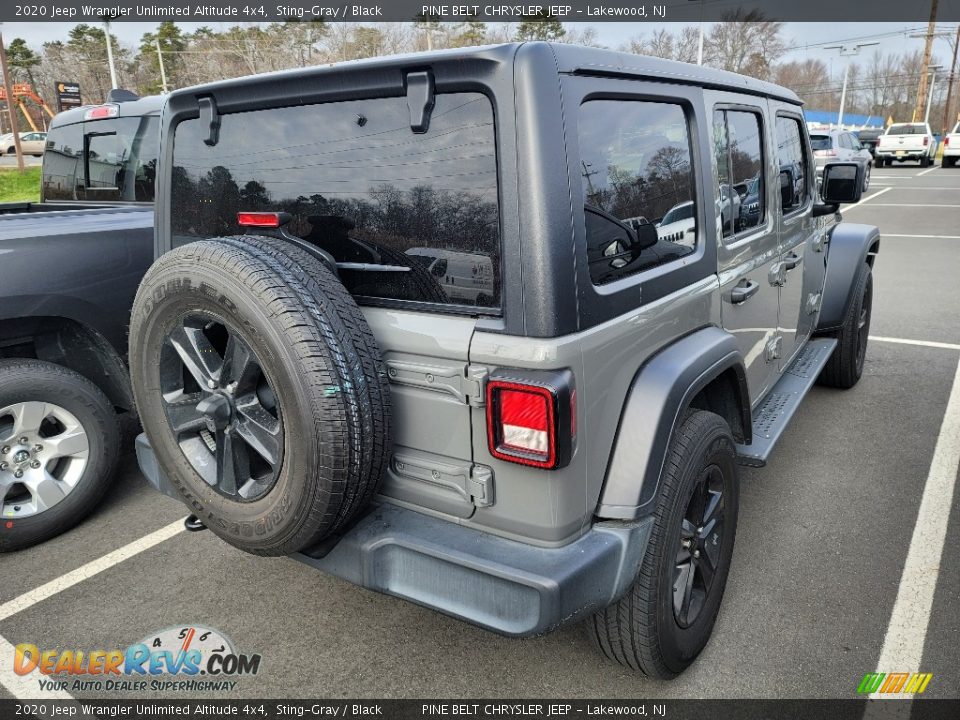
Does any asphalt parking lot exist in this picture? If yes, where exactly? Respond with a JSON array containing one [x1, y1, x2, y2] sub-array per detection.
[[1, 163, 958, 702]]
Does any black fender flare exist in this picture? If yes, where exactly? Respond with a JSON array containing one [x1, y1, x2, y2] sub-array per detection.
[[816, 222, 880, 333], [595, 326, 750, 521]]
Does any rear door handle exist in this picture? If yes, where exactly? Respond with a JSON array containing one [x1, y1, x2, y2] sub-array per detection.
[[784, 252, 800, 270], [731, 280, 760, 304]]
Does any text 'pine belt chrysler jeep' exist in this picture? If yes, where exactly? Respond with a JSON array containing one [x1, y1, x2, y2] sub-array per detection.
[[133, 42, 879, 678]]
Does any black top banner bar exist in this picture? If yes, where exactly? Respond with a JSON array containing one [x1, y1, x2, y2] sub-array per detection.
[[3, 0, 960, 23]]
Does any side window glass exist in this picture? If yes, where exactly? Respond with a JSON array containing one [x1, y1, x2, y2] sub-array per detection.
[[774, 116, 809, 213], [578, 100, 698, 285], [714, 109, 765, 237]]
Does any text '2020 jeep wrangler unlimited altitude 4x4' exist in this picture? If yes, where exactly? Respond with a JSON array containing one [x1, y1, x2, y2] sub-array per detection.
[[132, 43, 878, 678]]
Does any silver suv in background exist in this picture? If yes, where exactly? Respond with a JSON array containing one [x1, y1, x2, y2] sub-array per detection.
[[811, 129, 873, 190]]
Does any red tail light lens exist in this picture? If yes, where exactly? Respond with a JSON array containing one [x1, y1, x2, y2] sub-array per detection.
[[945, 137, 950, 146], [923, 136, 929, 146], [237, 212, 287, 228], [486, 371, 575, 469]]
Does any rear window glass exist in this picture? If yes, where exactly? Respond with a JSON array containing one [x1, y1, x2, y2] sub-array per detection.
[[887, 124, 928, 135], [810, 135, 832, 150], [171, 93, 501, 309], [42, 117, 158, 202]]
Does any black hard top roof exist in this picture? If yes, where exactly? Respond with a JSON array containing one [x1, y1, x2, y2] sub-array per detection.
[[167, 42, 802, 106]]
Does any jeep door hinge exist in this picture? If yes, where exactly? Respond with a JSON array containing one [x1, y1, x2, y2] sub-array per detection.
[[469, 465, 494, 507], [812, 233, 828, 253], [464, 365, 488, 407], [765, 335, 783, 363]]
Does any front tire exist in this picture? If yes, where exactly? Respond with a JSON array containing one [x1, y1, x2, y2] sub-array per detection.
[[590, 411, 739, 679], [0, 360, 120, 552], [818, 262, 873, 389], [862, 163, 871, 191]]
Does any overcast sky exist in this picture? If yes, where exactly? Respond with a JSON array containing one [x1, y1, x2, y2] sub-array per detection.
[[2, 21, 957, 78]]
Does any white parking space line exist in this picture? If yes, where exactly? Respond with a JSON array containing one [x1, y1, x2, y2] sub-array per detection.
[[870, 336, 960, 351], [0, 633, 75, 701], [0, 518, 186, 623], [844, 187, 892, 211], [917, 166, 938, 176], [870, 357, 960, 699], [866, 204, 960, 208], [883, 234, 960, 240], [869, 336, 960, 351]]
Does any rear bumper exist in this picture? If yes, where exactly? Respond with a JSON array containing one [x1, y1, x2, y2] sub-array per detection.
[[135, 434, 652, 637], [875, 149, 928, 159]]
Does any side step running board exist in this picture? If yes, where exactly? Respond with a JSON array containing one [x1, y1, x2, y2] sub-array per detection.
[[736, 338, 837, 467]]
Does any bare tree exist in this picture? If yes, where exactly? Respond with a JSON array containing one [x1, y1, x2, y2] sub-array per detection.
[[705, 9, 786, 80]]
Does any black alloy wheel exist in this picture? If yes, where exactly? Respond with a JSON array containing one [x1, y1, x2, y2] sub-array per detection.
[[673, 464, 725, 628], [159, 313, 283, 502]]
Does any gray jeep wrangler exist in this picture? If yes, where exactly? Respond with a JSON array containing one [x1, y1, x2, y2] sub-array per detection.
[[132, 42, 878, 679]]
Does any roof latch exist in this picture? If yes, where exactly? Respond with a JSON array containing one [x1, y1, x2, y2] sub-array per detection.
[[198, 96, 221, 147], [405, 71, 435, 134]]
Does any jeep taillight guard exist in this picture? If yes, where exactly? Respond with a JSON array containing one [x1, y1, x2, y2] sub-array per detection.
[[485, 369, 576, 469]]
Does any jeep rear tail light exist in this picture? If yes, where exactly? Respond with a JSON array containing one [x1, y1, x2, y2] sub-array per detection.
[[486, 370, 575, 469], [237, 211, 290, 228]]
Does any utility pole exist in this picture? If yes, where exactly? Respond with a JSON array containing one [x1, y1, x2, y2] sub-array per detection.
[[925, 65, 943, 124], [103, 20, 118, 90], [155, 39, 169, 93], [913, 0, 940, 121], [942, 25, 960, 132], [0, 27, 25, 172]]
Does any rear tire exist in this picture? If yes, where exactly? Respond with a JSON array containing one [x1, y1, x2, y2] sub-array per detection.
[[818, 262, 873, 389], [130, 239, 391, 556], [589, 411, 739, 679], [0, 360, 120, 552]]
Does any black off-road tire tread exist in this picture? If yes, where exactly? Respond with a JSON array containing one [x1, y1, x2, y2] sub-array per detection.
[[818, 262, 871, 389], [589, 411, 735, 679], [0, 359, 120, 552], [132, 241, 362, 555], [216, 235, 391, 531]]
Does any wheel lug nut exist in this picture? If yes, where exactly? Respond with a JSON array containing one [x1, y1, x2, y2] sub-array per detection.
[[30, 460, 41, 469], [14, 470, 23, 479], [682, 539, 692, 548], [34, 444, 43, 452], [0, 462, 8, 471], [19, 437, 28, 444], [1, 446, 9, 455], [693, 550, 700, 559], [207, 380, 217, 390]]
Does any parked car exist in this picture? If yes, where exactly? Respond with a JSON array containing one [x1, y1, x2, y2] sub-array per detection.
[[855, 128, 883, 157], [875, 122, 937, 167], [0, 93, 160, 552], [129, 43, 878, 679], [406, 248, 496, 306], [0, 131, 48, 157], [941, 122, 960, 168], [811, 129, 873, 190]]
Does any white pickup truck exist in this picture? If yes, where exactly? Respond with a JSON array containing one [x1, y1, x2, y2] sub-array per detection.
[[942, 122, 960, 168], [875, 122, 937, 167]]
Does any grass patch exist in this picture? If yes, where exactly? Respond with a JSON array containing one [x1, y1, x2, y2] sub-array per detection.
[[0, 166, 42, 202]]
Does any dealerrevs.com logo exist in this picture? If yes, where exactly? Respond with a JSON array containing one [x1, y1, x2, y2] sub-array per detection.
[[14, 625, 261, 693]]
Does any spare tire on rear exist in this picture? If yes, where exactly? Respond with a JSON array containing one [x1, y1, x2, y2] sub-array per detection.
[[129, 237, 391, 556]]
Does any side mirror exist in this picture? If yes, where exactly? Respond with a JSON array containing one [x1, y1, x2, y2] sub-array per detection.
[[779, 169, 796, 208], [820, 162, 863, 205]]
